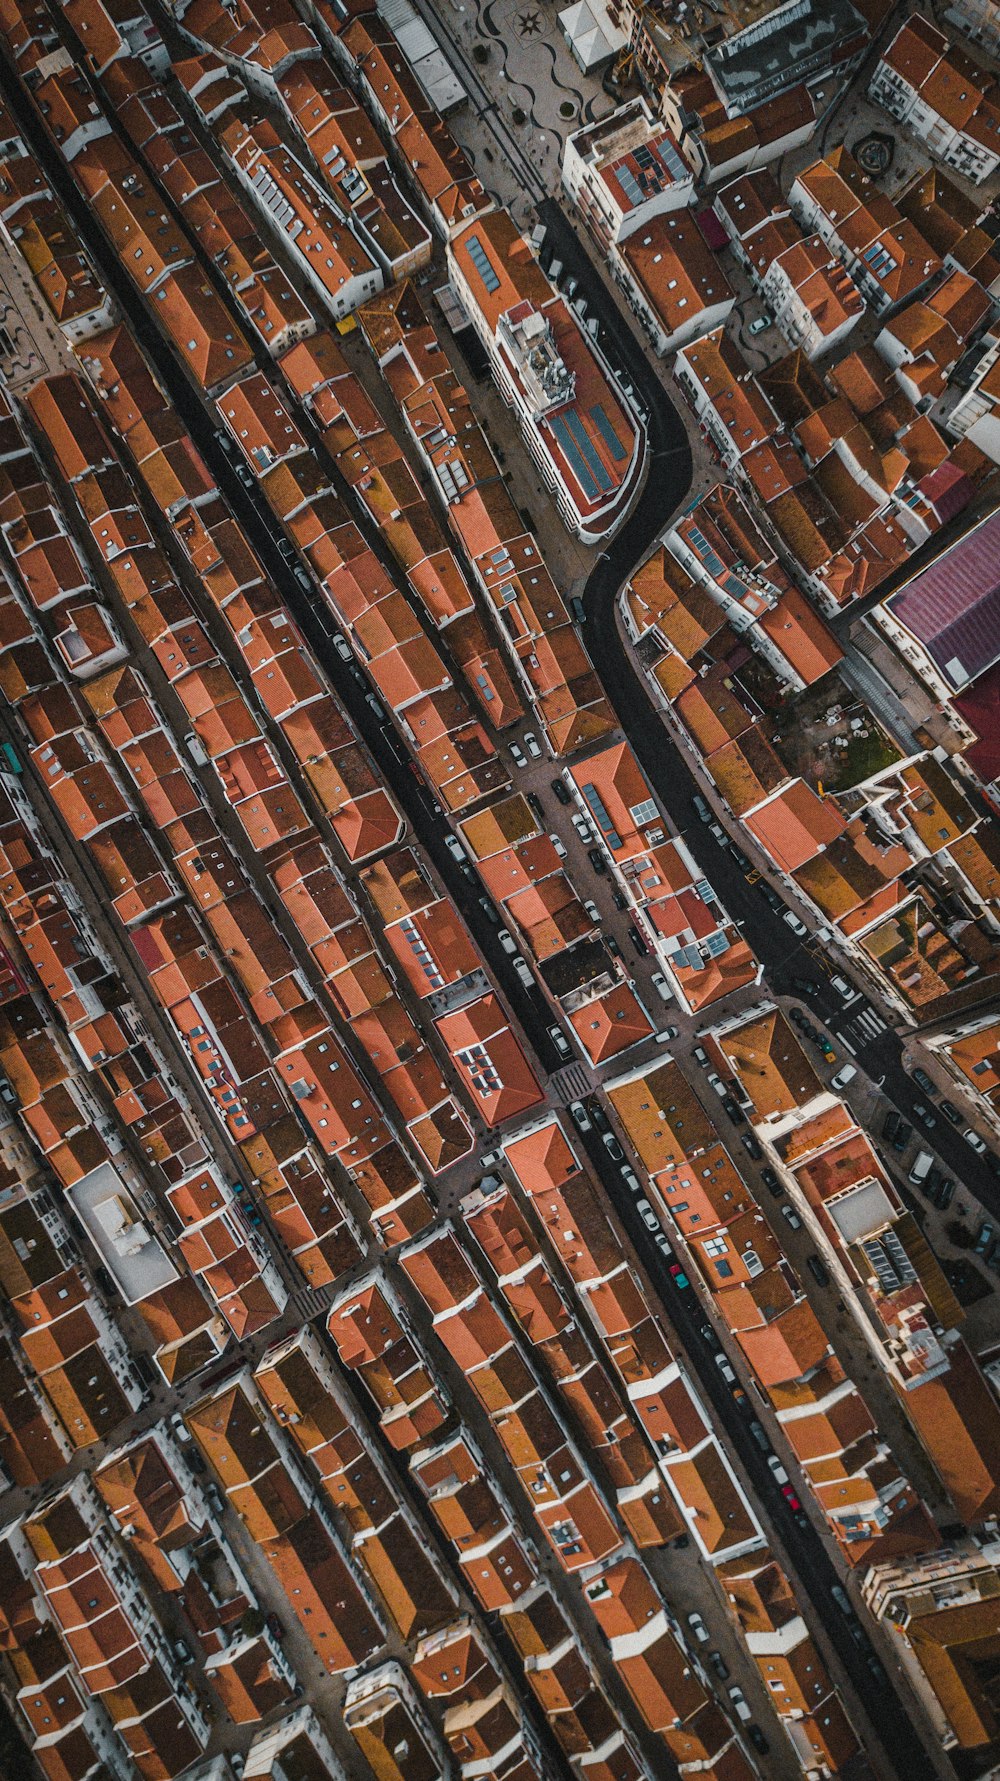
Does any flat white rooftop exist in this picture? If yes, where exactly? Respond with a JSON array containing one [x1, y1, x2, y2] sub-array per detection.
[[70, 1161, 178, 1304]]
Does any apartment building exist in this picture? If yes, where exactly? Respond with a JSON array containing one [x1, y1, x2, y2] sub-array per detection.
[[447, 209, 645, 541], [863, 1538, 1000, 1750], [561, 97, 694, 248], [870, 16, 1000, 186]]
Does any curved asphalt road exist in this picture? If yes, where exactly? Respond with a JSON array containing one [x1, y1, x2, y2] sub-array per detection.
[[538, 205, 949, 1781]]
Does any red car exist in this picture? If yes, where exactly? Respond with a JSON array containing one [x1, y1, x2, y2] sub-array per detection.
[[781, 1484, 802, 1511]]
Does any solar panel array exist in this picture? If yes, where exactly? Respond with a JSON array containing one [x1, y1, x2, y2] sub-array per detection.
[[466, 233, 500, 293], [591, 403, 628, 462]]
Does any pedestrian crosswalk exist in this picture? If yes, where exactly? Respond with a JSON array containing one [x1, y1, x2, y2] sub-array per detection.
[[850, 1007, 887, 1044], [552, 1061, 592, 1102]]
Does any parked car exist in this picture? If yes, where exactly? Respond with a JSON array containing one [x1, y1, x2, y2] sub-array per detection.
[[526, 791, 545, 821], [621, 1165, 641, 1194], [445, 835, 468, 866], [569, 1101, 591, 1132], [740, 1132, 762, 1159], [550, 833, 568, 859], [523, 731, 542, 759], [547, 1024, 572, 1060], [767, 1454, 789, 1485], [691, 793, 711, 823], [332, 632, 353, 663], [569, 595, 586, 624], [783, 909, 808, 936], [912, 1101, 937, 1130], [498, 928, 518, 955], [550, 777, 571, 805], [583, 899, 600, 923], [940, 1099, 962, 1125], [611, 888, 628, 910], [693, 1045, 709, 1067], [966, 1129, 988, 1154], [892, 1118, 913, 1153], [588, 849, 608, 875], [806, 1253, 830, 1286], [760, 1167, 782, 1197], [602, 1133, 624, 1162], [686, 1611, 710, 1644], [709, 1649, 729, 1679], [589, 1101, 609, 1132], [721, 1095, 745, 1125], [831, 1064, 856, 1091], [882, 1110, 900, 1143], [780, 1205, 802, 1230], [933, 1176, 955, 1210], [651, 972, 672, 1003], [791, 975, 820, 996], [975, 1221, 995, 1255], [513, 956, 533, 988], [627, 924, 649, 956], [728, 1686, 752, 1724], [572, 812, 596, 843], [669, 1261, 690, 1288], [509, 742, 527, 768], [747, 1725, 770, 1755], [657, 1025, 680, 1041], [636, 1197, 660, 1231], [911, 1067, 934, 1095], [715, 1353, 736, 1384]]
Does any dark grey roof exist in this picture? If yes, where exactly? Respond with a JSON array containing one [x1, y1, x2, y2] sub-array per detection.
[[885, 509, 1000, 690], [708, 0, 866, 104]]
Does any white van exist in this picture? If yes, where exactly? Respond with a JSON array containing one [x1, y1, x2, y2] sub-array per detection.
[[909, 1149, 934, 1187]]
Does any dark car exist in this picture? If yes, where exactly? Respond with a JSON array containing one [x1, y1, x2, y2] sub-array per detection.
[[806, 1253, 830, 1287], [627, 924, 649, 956], [526, 791, 545, 821], [740, 1132, 762, 1159], [883, 1110, 900, 1143], [265, 1612, 285, 1641], [791, 975, 819, 997], [721, 1096, 745, 1125], [729, 845, 752, 874], [588, 848, 608, 876], [588, 1100, 610, 1132], [940, 1099, 962, 1125], [912, 1102, 937, 1130], [606, 936, 622, 958], [974, 1221, 994, 1255], [760, 1167, 782, 1197], [748, 1726, 770, 1755], [691, 793, 712, 823], [569, 595, 586, 624], [934, 1176, 955, 1210], [550, 778, 571, 805], [892, 1119, 913, 1153], [761, 885, 784, 912], [911, 1067, 934, 1095], [611, 888, 628, 910]]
